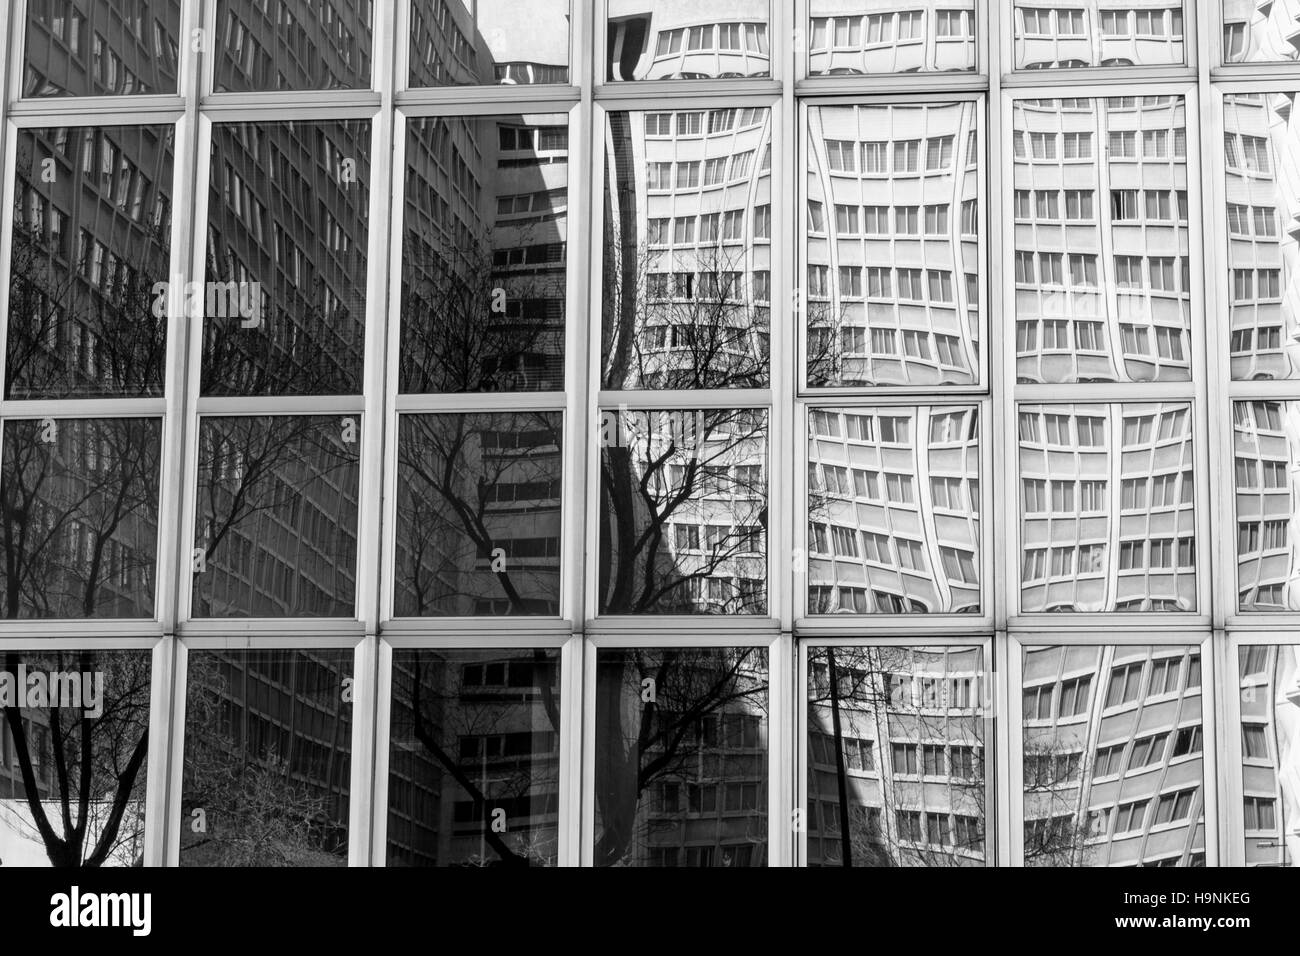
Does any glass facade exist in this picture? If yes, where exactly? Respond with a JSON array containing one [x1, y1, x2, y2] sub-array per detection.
[[0, 1, 1297, 869]]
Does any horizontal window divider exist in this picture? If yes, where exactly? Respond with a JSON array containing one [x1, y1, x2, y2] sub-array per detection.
[[380, 617, 573, 637], [1228, 627, 1300, 642], [794, 632, 992, 646], [7, 96, 186, 123], [194, 395, 364, 416], [0, 398, 167, 418], [1007, 614, 1212, 636], [395, 87, 581, 113], [1001, 68, 1197, 92], [198, 93, 381, 120], [799, 387, 989, 404], [597, 389, 771, 408], [1013, 383, 1197, 403], [1224, 614, 1300, 631], [393, 392, 566, 413], [0, 621, 165, 642], [1210, 68, 1300, 89], [794, 615, 995, 635], [176, 631, 368, 650], [584, 616, 781, 641], [379, 628, 575, 649], [1224, 380, 1300, 400], [593, 81, 781, 106], [177, 619, 367, 641], [795, 77, 989, 100]]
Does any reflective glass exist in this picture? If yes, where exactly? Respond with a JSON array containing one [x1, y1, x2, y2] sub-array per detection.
[[1022, 644, 1205, 867], [807, 1, 976, 75], [599, 408, 768, 615], [191, 415, 361, 618], [1233, 400, 1300, 610], [7, 125, 174, 399], [606, 0, 771, 81], [1237, 644, 1300, 866], [806, 102, 981, 387], [394, 412, 563, 616], [0, 649, 152, 866], [386, 648, 561, 866], [807, 645, 986, 867], [1, 418, 161, 619], [1223, 1, 1300, 64], [1013, 97, 1192, 384], [400, 115, 568, 394], [213, 0, 372, 92], [179, 648, 353, 866], [409, 0, 570, 87], [602, 108, 772, 390], [1018, 403, 1196, 613], [1012, 3, 1186, 69], [808, 406, 981, 614], [593, 646, 768, 866]]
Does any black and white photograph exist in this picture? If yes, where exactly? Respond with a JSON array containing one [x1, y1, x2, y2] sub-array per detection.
[[0, 0, 1290, 941]]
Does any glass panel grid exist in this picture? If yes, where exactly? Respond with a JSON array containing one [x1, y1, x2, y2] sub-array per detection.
[[0, 0, 1293, 868]]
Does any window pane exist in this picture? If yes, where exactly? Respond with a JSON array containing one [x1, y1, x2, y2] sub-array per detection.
[[1013, 98, 1191, 383], [1234, 401, 1300, 610], [602, 109, 771, 389], [1019, 403, 1196, 612], [599, 409, 768, 615], [1237, 645, 1300, 864], [808, 646, 985, 866], [808, 406, 980, 614], [204, 120, 370, 396], [401, 115, 567, 394], [807, 2, 976, 76], [0, 649, 151, 866], [1, 418, 161, 619], [22, 1, 181, 97], [386, 648, 561, 865], [1223, 8, 1300, 64], [606, 1, 770, 81], [410, 0, 570, 86], [1023, 644, 1204, 866], [395, 413, 562, 616], [1013, 4, 1185, 69], [214, 0, 372, 92], [191, 416, 360, 618], [7, 125, 173, 399], [806, 102, 981, 387], [1224, 94, 1300, 380], [593, 646, 768, 866], [179, 648, 353, 866]]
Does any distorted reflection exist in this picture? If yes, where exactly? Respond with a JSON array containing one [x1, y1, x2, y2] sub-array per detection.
[[806, 101, 980, 387], [1019, 403, 1196, 613], [7, 125, 174, 399], [1223, 1, 1300, 63], [1022, 644, 1205, 867], [395, 413, 563, 616], [1, 418, 161, 619], [1233, 401, 1300, 610], [606, 0, 770, 81], [191, 415, 360, 617], [594, 646, 768, 866], [409, 0, 570, 86], [1013, 97, 1192, 384], [808, 407, 980, 614], [1224, 93, 1300, 380], [401, 115, 568, 393], [22, 1, 181, 97], [807, 646, 986, 866], [387, 648, 561, 866], [1238, 644, 1300, 866], [0, 650, 151, 867], [1012, 4, 1185, 69], [214, 0, 372, 91], [180, 648, 353, 866], [602, 108, 771, 390], [599, 408, 768, 615], [204, 120, 370, 396], [807, 1, 976, 75]]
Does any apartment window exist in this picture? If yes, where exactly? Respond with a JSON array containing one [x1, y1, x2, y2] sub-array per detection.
[[1244, 796, 1277, 831]]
